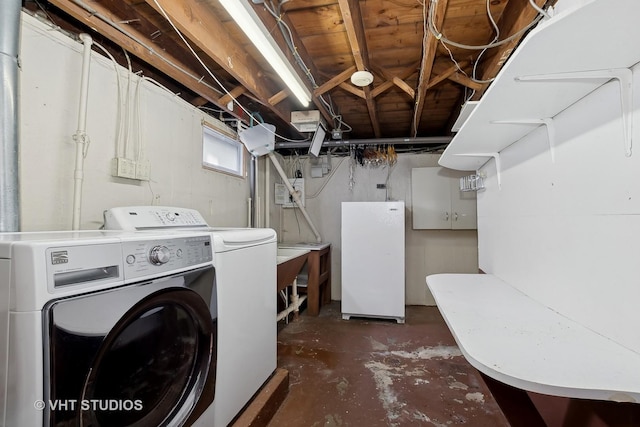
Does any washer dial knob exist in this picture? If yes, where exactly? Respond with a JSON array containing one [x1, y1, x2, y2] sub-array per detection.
[[149, 245, 171, 265]]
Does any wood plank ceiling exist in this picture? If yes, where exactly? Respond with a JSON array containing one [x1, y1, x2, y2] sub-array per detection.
[[29, 0, 556, 151]]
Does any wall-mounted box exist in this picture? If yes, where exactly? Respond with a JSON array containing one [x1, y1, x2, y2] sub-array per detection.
[[275, 178, 305, 208], [291, 110, 321, 132]]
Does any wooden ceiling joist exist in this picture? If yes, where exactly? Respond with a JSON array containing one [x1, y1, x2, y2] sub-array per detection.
[[314, 66, 357, 97], [250, 2, 334, 126], [370, 63, 420, 99], [48, 0, 225, 106], [411, 0, 449, 137], [219, 86, 247, 106], [337, 0, 380, 137], [143, 0, 295, 124], [428, 61, 470, 89]]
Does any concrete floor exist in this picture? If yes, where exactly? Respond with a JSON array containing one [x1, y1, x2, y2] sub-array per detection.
[[267, 302, 640, 427], [269, 302, 509, 427]]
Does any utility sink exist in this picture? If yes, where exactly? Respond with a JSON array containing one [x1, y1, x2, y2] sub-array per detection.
[[277, 248, 310, 264], [276, 248, 309, 290]]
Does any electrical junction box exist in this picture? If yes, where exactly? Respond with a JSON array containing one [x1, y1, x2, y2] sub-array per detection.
[[275, 178, 305, 208], [291, 110, 321, 132], [111, 157, 150, 181], [135, 159, 150, 181], [111, 157, 136, 179]]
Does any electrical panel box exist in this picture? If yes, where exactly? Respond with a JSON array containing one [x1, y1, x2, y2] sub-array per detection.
[[275, 178, 305, 208]]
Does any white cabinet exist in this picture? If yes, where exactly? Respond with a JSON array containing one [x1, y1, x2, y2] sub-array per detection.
[[411, 167, 476, 230]]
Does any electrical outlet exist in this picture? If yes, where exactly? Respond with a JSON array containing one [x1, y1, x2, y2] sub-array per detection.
[[135, 160, 150, 181], [111, 157, 137, 179]]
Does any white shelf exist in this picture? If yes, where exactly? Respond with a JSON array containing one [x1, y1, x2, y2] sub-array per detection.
[[427, 274, 640, 402], [439, 0, 640, 171]]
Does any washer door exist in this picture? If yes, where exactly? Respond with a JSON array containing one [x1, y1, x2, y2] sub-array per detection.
[[45, 267, 216, 427]]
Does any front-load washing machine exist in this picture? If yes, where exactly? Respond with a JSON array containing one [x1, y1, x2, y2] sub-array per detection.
[[0, 230, 217, 427], [103, 207, 277, 427]]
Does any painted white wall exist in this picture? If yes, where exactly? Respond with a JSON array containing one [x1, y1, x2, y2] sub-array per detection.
[[477, 62, 640, 353], [18, 13, 249, 231], [268, 152, 479, 305]]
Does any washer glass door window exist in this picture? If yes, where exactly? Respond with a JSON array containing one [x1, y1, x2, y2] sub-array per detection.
[[45, 266, 217, 427]]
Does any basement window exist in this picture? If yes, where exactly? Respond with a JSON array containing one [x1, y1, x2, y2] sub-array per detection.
[[202, 124, 244, 177]]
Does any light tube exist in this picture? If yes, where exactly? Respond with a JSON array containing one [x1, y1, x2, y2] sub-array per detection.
[[219, 0, 312, 107]]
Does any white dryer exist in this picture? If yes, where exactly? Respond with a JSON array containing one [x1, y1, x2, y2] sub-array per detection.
[[103, 207, 277, 427], [0, 230, 217, 427]]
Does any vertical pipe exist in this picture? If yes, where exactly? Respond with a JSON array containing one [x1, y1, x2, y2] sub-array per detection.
[[254, 156, 260, 227], [0, 0, 21, 232], [247, 155, 256, 227], [265, 157, 270, 228], [268, 152, 322, 242], [72, 33, 93, 230]]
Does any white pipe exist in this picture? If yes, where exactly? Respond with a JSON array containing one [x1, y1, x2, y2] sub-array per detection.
[[72, 33, 93, 230], [247, 197, 252, 227], [277, 277, 307, 321], [265, 157, 270, 228], [0, 0, 20, 232], [254, 158, 260, 227], [268, 152, 322, 242]]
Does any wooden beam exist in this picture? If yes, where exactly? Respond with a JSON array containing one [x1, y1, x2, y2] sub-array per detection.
[[472, 0, 554, 99], [392, 77, 415, 99], [411, 0, 449, 137], [448, 72, 485, 91], [269, 90, 289, 106], [337, 0, 368, 71], [370, 62, 420, 98], [49, 0, 225, 106], [338, 82, 366, 99], [314, 66, 357, 97], [427, 61, 470, 89], [144, 0, 293, 124], [219, 86, 247, 106], [338, 0, 380, 137]]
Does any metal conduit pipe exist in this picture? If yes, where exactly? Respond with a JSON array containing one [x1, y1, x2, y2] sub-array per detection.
[[72, 33, 93, 230], [267, 152, 322, 243], [275, 135, 453, 150], [0, 0, 21, 232]]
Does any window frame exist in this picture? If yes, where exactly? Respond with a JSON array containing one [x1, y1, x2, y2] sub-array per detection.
[[202, 123, 245, 178]]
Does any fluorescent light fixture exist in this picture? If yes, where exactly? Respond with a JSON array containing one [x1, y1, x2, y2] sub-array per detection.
[[219, 0, 312, 107]]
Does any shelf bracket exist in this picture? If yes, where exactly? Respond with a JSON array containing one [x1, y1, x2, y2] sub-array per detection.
[[454, 153, 502, 189], [492, 118, 556, 162], [516, 68, 633, 157]]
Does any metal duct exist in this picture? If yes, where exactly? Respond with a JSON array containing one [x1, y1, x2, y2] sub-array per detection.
[[0, 0, 21, 232], [274, 136, 453, 150]]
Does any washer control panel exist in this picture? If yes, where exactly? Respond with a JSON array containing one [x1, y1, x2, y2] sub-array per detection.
[[122, 235, 213, 280], [103, 206, 209, 230]]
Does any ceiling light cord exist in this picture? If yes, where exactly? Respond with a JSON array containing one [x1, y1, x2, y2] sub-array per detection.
[[468, 0, 501, 92], [427, 0, 544, 51], [529, 0, 552, 19]]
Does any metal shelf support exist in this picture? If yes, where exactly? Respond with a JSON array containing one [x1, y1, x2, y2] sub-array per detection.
[[516, 68, 633, 157]]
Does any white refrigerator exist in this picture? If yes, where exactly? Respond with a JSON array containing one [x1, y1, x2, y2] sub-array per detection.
[[341, 201, 405, 323]]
